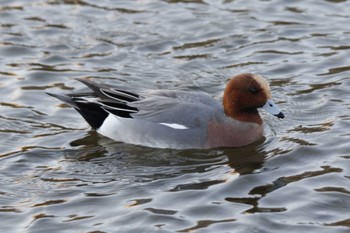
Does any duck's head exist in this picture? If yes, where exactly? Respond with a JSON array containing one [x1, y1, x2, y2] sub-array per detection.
[[223, 73, 284, 124]]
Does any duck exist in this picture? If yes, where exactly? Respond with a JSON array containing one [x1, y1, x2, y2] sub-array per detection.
[[47, 73, 284, 149]]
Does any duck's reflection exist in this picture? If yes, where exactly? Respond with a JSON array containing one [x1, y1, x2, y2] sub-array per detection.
[[223, 138, 267, 175], [68, 131, 267, 179]]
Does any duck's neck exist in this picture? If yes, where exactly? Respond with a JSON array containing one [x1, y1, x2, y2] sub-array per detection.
[[223, 98, 263, 125], [230, 109, 263, 125]]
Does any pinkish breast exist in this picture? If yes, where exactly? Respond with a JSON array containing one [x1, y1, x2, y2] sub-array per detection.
[[206, 119, 264, 148]]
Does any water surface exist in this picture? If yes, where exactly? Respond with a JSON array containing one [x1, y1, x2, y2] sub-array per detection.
[[1, 0, 350, 232]]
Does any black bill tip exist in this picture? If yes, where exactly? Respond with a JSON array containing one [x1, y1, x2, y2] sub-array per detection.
[[275, 112, 285, 119]]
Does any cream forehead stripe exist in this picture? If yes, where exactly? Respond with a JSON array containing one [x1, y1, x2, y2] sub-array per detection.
[[252, 74, 271, 98]]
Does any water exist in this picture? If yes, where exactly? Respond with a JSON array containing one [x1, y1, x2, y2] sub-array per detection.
[[1, 0, 350, 232]]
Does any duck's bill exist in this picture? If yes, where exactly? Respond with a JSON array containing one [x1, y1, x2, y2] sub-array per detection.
[[262, 99, 284, 119]]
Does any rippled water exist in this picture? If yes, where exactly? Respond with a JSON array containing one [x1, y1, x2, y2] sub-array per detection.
[[1, 0, 350, 232]]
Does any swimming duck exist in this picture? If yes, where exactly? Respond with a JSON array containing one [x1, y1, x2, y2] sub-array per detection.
[[47, 73, 284, 149]]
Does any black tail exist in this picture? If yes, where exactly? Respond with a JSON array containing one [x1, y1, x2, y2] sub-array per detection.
[[46, 92, 108, 129], [47, 79, 142, 129]]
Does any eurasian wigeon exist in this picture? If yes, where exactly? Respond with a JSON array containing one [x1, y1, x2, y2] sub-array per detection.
[[47, 73, 284, 149]]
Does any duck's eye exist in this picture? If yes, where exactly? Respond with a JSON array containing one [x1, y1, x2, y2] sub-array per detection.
[[249, 88, 259, 94]]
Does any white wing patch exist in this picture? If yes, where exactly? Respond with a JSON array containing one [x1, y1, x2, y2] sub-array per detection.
[[159, 123, 189, 129]]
